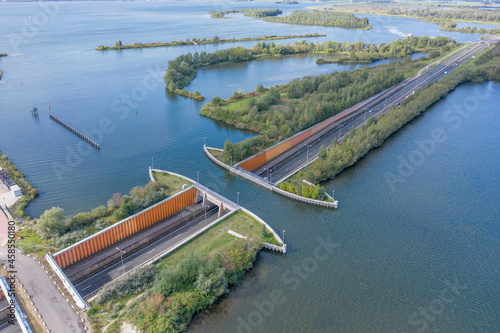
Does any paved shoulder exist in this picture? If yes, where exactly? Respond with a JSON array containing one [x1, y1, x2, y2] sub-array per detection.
[[0, 247, 84, 333]]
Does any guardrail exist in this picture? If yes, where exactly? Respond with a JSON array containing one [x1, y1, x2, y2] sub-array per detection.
[[45, 253, 87, 309], [205, 145, 337, 209], [0, 276, 33, 333], [195, 183, 240, 210]]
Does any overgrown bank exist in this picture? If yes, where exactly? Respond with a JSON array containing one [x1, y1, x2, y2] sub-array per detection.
[[0, 150, 38, 219], [292, 44, 500, 184], [165, 36, 454, 100], [88, 210, 282, 332], [96, 33, 325, 51]]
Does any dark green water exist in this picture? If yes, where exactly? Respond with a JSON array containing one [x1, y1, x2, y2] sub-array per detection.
[[0, 2, 498, 332]]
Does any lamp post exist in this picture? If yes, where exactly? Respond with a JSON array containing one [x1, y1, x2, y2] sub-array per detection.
[[203, 137, 206, 146], [197, 171, 199, 183], [282, 230, 285, 245], [338, 124, 344, 138], [237, 192, 240, 205], [116, 247, 126, 275], [151, 157, 154, 169]]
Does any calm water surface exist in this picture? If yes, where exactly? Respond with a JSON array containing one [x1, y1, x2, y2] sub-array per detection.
[[0, 2, 498, 332]]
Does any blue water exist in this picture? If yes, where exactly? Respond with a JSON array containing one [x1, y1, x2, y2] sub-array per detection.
[[0, 2, 498, 332]]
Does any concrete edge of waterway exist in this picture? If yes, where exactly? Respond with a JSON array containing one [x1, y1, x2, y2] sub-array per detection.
[[203, 145, 338, 209]]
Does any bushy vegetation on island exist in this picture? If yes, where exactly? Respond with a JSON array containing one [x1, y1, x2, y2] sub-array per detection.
[[89, 211, 278, 332], [292, 44, 500, 184], [209, 8, 282, 19], [165, 36, 454, 98], [263, 9, 372, 30], [318, 5, 500, 34], [96, 33, 325, 51]]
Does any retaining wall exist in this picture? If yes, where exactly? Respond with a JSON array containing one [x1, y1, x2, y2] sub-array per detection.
[[205, 145, 337, 209], [54, 186, 197, 268], [64, 204, 205, 283]]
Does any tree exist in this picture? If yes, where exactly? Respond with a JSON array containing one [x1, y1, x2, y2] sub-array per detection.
[[223, 139, 234, 164], [35, 207, 66, 239], [116, 40, 122, 47]]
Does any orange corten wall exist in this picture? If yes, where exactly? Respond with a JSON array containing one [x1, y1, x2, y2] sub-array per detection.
[[54, 187, 197, 268], [238, 104, 361, 172]]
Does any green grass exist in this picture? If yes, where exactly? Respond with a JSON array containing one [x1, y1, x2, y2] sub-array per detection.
[[157, 211, 281, 270], [207, 148, 224, 163], [17, 227, 59, 256], [220, 97, 252, 112], [152, 171, 192, 196]]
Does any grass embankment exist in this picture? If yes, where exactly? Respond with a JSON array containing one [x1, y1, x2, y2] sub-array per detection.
[[152, 171, 193, 196], [290, 43, 500, 185], [88, 210, 282, 333], [0, 150, 38, 220], [96, 33, 326, 51]]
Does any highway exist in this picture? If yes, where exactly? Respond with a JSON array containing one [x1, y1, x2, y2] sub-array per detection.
[[252, 38, 497, 183], [75, 205, 219, 298]]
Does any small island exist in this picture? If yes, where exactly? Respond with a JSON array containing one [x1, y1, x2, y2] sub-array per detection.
[[95, 33, 326, 51], [263, 9, 372, 30], [315, 4, 500, 35], [209, 8, 282, 19]]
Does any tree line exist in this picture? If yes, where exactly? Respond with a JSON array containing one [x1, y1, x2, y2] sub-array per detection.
[[95, 33, 325, 51], [165, 36, 453, 96], [294, 44, 500, 184], [209, 61, 408, 164], [209, 8, 282, 19], [31, 181, 168, 250], [263, 9, 372, 30]]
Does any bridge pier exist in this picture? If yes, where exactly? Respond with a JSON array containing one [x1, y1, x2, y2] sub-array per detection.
[[218, 202, 225, 219]]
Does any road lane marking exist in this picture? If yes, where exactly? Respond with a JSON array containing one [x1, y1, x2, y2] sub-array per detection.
[[147, 249, 156, 254], [82, 285, 92, 291], [174, 234, 181, 238]]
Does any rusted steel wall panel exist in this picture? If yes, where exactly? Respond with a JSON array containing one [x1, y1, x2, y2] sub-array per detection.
[[238, 106, 357, 171], [54, 187, 197, 268]]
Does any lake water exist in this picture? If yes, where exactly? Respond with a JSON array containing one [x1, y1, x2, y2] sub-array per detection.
[[0, 2, 498, 332]]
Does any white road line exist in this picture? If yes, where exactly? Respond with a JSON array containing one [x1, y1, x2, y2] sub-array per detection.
[[147, 249, 155, 254], [82, 285, 92, 291], [174, 234, 181, 238]]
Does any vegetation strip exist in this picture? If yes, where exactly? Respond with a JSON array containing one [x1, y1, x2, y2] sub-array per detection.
[[88, 210, 282, 332], [209, 8, 282, 19], [0, 150, 38, 219], [165, 36, 453, 100], [291, 44, 500, 185], [95, 33, 326, 51], [200, 37, 457, 164], [262, 9, 372, 30], [314, 5, 500, 34]]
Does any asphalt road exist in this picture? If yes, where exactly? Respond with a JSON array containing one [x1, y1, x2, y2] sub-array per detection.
[[0, 247, 84, 333], [75, 205, 219, 298], [254, 38, 497, 183], [0, 321, 22, 333]]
